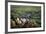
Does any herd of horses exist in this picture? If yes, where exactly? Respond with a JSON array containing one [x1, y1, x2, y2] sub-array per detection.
[[11, 17, 39, 28]]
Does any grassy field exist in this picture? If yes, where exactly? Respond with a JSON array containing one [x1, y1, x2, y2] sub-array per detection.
[[11, 5, 41, 28]]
